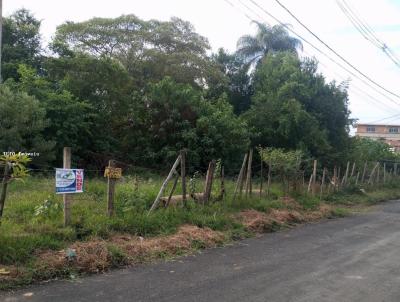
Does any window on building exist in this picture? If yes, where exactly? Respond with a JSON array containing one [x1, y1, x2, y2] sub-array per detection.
[[366, 126, 375, 132], [389, 127, 399, 133]]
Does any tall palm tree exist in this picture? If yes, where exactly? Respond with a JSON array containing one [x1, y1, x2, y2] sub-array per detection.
[[237, 22, 303, 65]]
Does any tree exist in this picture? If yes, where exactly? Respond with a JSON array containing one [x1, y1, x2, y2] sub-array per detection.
[[211, 48, 253, 114], [0, 154, 30, 221], [347, 137, 399, 167], [2, 9, 42, 81], [0, 84, 55, 164], [51, 15, 225, 89], [237, 22, 302, 65], [121, 77, 249, 169], [9, 64, 96, 166], [245, 52, 350, 165]]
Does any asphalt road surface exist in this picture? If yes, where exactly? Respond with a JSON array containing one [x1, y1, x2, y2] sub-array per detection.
[[3, 201, 400, 302]]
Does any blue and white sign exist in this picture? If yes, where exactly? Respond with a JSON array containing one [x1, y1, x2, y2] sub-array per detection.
[[55, 169, 84, 194]]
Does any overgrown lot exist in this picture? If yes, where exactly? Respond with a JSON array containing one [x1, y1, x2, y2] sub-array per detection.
[[1, 176, 400, 290]]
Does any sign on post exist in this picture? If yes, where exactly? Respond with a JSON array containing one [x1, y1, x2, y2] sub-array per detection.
[[104, 167, 122, 179], [56, 168, 84, 194]]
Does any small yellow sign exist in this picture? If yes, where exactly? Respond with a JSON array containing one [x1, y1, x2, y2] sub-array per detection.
[[104, 167, 122, 179]]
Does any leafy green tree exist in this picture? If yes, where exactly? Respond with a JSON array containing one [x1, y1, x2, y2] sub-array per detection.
[[0, 154, 31, 221], [245, 52, 350, 165], [347, 137, 399, 167], [11, 64, 96, 165], [52, 15, 225, 89], [44, 55, 135, 164], [211, 48, 253, 114], [237, 22, 302, 65], [2, 9, 42, 81], [122, 77, 249, 168], [0, 85, 54, 164]]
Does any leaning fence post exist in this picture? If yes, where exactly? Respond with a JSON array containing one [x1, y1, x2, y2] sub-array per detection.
[[350, 162, 356, 179], [180, 150, 187, 207], [149, 155, 181, 214], [233, 153, 248, 201], [341, 162, 350, 187], [203, 160, 216, 204], [368, 162, 379, 185], [383, 162, 386, 184], [320, 167, 326, 200], [312, 160, 317, 195], [361, 161, 367, 183], [165, 172, 179, 208]]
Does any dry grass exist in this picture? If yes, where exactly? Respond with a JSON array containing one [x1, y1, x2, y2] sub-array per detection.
[[237, 200, 334, 233], [31, 225, 225, 277]]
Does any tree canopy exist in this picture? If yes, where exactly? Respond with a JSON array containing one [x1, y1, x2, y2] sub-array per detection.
[[0, 10, 360, 170]]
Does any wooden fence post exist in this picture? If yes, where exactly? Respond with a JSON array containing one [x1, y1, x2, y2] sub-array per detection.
[[149, 155, 181, 213], [165, 172, 179, 207], [376, 163, 381, 184], [63, 147, 72, 227], [312, 160, 317, 195], [383, 162, 386, 184], [245, 149, 253, 196], [220, 166, 225, 200], [107, 160, 117, 217], [368, 162, 379, 185], [333, 166, 337, 191], [0, 161, 11, 220], [307, 173, 313, 194], [320, 168, 326, 200], [350, 162, 356, 179], [361, 161, 367, 183], [233, 153, 248, 201], [203, 160, 216, 204], [342, 161, 350, 186], [267, 161, 272, 197], [180, 150, 187, 207]]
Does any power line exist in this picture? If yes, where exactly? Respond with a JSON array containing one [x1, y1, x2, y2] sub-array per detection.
[[336, 0, 400, 69], [314, 55, 400, 114], [222, 0, 253, 22], [225, 0, 400, 114], [273, 0, 400, 100], [365, 113, 400, 125], [223, 0, 400, 113], [244, 0, 400, 107]]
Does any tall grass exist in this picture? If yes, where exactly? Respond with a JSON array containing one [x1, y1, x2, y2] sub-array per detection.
[[1, 174, 400, 267]]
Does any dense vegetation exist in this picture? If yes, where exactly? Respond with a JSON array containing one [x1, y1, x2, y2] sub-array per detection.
[[2, 9, 378, 171]]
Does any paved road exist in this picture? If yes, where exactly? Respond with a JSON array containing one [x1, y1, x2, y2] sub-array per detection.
[[3, 201, 400, 302]]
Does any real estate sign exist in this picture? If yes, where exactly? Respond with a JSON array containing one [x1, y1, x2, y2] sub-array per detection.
[[55, 169, 84, 194]]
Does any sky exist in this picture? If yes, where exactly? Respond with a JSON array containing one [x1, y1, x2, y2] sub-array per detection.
[[4, 0, 400, 130]]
